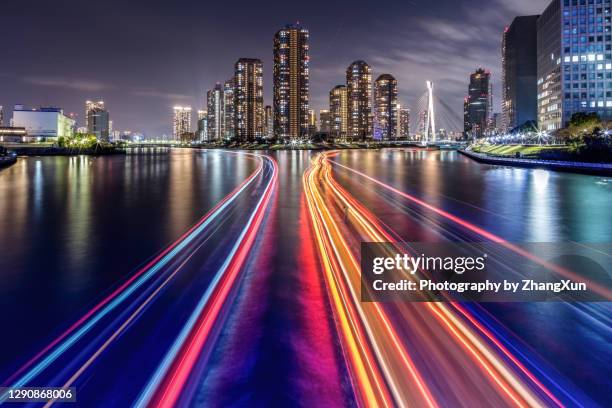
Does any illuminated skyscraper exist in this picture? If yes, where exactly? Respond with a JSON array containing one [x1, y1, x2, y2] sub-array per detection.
[[85, 100, 110, 140], [397, 106, 410, 139], [330, 85, 348, 139], [346, 60, 372, 141], [197, 110, 208, 141], [224, 79, 235, 139], [373, 74, 398, 140], [308, 109, 317, 136], [172, 106, 192, 140], [418, 109, 428, 137], [273, 23, 310, 139], [207, 83, 224, 140], [264, 105, 273, 138], [319, 109, 331, 133], [0, 105, 3, 126], [464, 68, 491, 139], [535, 0, 612, 130], [234, 58, 264, 141]]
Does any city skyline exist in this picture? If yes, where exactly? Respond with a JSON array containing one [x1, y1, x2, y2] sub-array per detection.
[[1, 0, 551, 136]]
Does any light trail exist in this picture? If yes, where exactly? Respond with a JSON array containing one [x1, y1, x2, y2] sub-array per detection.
[[3, 152, 264, 393], [305, 151, 565, 407], [330, 157, 612, 301], [321, 152, 563, 406], [136, 155, 277, 408], [305, 154, 437, 407], [304, 162, 394, 408]]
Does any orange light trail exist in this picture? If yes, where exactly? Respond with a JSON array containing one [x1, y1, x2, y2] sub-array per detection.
[[305, 151, 565, 407], [305, 154, 438, 408]]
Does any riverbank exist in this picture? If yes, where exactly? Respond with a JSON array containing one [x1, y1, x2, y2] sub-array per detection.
[[196, 140, 439, 150], [459, 149, 612, 176], [4, 146, 125, 156], [0, 156, 17, 168]]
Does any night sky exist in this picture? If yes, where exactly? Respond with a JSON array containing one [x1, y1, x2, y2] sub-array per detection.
[[1, 0, 549, 136]]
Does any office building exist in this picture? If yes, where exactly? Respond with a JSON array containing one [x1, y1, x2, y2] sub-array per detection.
[[319, 109, 331, 133], [0, 127, 27, 143], [330, 85, 348, 139], [207, 83, 224, 140], [12, 105, 75, 140], [464, 68, 492, 138], [172, 106, 192, 140], [536, 0, 612, 131], [273, 23, 310, 139], [85, 100, 110, 140], [347, 60, 372, 140], [234, 58, 264, 141], [502, 16, 539, 132], [537, 0, 562, 131], [373, 74, 398, 140]]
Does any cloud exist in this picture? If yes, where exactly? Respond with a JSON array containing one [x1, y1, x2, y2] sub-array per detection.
[[22, 76, 111, 92]]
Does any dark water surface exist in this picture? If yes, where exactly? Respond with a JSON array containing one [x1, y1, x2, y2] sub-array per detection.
[[0, 148, 609, 405]]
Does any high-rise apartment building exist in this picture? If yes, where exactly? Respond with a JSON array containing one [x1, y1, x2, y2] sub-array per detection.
[[234, 58, 264, 141], [346, 60, 372, 141], [319, 109, 331, 133], [397, 106, 410, 139], [502, 16, 539, 132], [197, 110, 208, 141], [418, 109, 428, 137], [308, 109, 317, 136], [172, 106, 192, 140], [207, 83, 224, 140], [85, 100, 110, 140], [224, 79, 235, 139], [273, 23, 310, 139], [264, 105, 273, 138], [373, 74, 398, 140], [330, 85, 348, 139], [464, 68, 492, 138]]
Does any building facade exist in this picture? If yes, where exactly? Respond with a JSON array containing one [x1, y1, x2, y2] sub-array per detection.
[[207, 83, 224, 141], [373, 74, 398, 140], [197, 110, 208, 141], [273, 23, 310, 139], [85, 100, 110, 140], [224, 79, 235, 140], [308, 109, 317, 136], [172, 106, 192, 140], [12, 105, 75, 140], [464, 68, 492, 139], [319, 109, 331, 133], [330, 85, 348, 139], [397, 106, 410, 139], [502, 16, 539, 132], [537, 0, 612, 131], [346, 60, 372, 141], [264, 105, 273, 138], [234, 58, 264, 141]]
